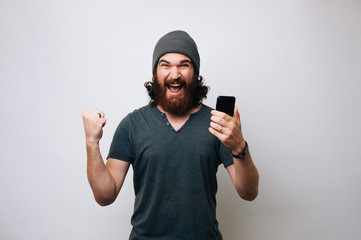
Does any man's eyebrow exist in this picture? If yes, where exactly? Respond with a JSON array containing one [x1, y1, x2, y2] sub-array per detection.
[[180, 59, 192, 64], [159, 59, 170, 64]]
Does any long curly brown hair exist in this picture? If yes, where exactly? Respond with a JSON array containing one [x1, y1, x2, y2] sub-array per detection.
[[144, 74, 210, 106]]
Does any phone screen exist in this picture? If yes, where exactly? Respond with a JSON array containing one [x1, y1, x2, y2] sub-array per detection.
[[216, 96, 236, 117]]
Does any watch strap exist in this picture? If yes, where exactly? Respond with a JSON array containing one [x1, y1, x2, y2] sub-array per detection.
[[231, 141, 248, 159]]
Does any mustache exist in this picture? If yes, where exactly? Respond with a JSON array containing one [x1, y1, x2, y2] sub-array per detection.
[[163, 78, 186, 86]]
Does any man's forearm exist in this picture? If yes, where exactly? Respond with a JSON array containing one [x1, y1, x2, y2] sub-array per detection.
[[233, 152, 259, 201], [86, 142, 117, 206]]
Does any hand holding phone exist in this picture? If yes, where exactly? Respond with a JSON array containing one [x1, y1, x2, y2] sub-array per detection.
[[216, 96, 236, 117]]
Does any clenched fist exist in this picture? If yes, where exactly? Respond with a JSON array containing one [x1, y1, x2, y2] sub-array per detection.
[[82, 109, 107, 144]]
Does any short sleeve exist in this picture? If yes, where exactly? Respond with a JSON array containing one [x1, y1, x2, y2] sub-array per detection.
[[219, 142, 234, 168], [107, 115, 134, 163]]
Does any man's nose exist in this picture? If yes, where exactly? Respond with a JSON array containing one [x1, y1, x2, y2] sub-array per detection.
[[168, 66, 180, 79]]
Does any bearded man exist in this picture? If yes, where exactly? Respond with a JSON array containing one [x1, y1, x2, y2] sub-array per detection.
[[82, 30, 259, 240]]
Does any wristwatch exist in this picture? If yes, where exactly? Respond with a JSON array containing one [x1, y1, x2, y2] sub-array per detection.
[[231, 141, 248, 159]]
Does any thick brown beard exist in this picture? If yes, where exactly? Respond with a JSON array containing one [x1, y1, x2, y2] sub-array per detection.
[[153, 74, 198, 116]]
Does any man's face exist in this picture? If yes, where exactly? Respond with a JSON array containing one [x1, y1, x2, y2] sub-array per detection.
[[154, 53, 197, 115]]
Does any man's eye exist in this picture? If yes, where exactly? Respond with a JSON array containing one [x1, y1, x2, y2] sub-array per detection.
[[181, 64, 190, 68]]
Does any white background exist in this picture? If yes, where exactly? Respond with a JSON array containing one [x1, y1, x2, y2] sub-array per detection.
[[1, 0, 360, 239]]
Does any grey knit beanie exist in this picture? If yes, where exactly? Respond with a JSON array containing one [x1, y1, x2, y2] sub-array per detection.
[[152, 30, 200, 74]]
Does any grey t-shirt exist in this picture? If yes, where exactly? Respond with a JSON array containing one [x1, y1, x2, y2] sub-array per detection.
[[108, 104, 233, 240]]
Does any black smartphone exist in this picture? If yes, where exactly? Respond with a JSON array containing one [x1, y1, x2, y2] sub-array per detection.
[[216, 96, 236, 117]]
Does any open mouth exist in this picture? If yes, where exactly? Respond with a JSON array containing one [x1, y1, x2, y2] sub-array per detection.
[[167, 83, 184, 94]]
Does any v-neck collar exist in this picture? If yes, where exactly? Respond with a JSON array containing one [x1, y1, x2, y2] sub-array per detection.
[[151, 104, 205, 133]]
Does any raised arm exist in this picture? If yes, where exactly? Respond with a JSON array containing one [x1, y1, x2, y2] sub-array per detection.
[[209, 107, 259, 201], [82, 109, 130, 206]]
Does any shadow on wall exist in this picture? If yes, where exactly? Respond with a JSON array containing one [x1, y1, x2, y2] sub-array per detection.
[[217, 167, 249, 239], [216, 166, 275, 240]]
